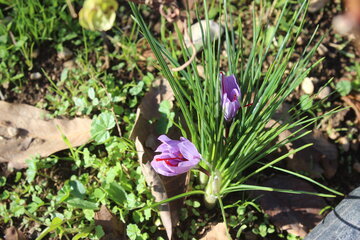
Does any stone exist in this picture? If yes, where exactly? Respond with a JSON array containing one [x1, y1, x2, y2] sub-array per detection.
[[338, 137, 350, 152], [57, 47, 73, 60], [308, 0, 330, 13], [301, 77, 315, 95], [184, 20, 223, 51], [317, 86, 331, 99], [30, 72, 42, 80], [63, 59, 76, 69]]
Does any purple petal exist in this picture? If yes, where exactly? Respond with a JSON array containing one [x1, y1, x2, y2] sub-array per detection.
[[223, 98, 240, 121], [229, 88, 240, 102], [151, 153, 177, 176], [178, 139, 201, 163], [158, 135, 173, 143], [151, 153, 191, 176], [151, 135, 201, 176], [151, 161, 177, 176], [155, 135, 180, 153], [222, 74, 240, 98]]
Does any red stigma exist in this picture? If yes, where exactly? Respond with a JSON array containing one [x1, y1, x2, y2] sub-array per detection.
[[156, 156, 188, 167], [243, 103, 253, 107]]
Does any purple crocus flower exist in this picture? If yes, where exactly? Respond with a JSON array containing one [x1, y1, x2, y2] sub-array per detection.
[[221, 73, 241, 121], [151, 135, 201, 176]]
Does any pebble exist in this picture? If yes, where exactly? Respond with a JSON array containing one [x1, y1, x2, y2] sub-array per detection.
[[332, 15, 355, 36], [30, 72, 42, 80], [328, 129, 339, 140], [317, 86, 331, 99], [338, 137, 350, 152], [57, 47, 73, 60], [301, 77, 314, 95], [184, 20, 223, 50], [196, 65, 205, 79], [308, 0, 330, 13], [63, 59, 76, 69], [7, 127, 19, 138], [317, 43, 328, 56]]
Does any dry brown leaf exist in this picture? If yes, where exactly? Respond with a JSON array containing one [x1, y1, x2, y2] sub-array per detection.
[[130, 79, 189, 240], [4, 226, 26, 240], [285, 129, 338, 179], [0, 101, 91, 169], [269, 104, 338, 179], [255, 175, 327, 238], [200, 223, 228, 240], [95, 205, 125, 240]]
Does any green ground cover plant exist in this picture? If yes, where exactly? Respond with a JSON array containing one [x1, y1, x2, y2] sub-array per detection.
[[1, 0, 359, 239]]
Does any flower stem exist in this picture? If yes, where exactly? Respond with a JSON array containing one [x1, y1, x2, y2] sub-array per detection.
[[198, 166, 210, 177], [218, 196, 232, 239], [204, 170, 222, 209]]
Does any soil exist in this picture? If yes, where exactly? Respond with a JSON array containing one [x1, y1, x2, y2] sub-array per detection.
[[1, 0, 360, 239]]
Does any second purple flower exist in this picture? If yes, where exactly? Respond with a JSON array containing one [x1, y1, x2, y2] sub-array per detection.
[[221, 73, 241, 121], [151, 135, 202, 176]]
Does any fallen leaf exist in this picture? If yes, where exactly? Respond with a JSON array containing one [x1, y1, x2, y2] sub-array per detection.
[[130, 79, 188, 240], [286, 129, 338, 179], [254, 175, 327, 238], [270, 104, 338, 179], [95, 205, 125, 240], [200, 222, 228, 240], [4, 226, 26, 240], [0, 101, 92, 169]]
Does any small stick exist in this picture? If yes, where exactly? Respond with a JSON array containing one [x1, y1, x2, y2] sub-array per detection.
[[66, 0, 78, 18], [171, 19, 196, 72]]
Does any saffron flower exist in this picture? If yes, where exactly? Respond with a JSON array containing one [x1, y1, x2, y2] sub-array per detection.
[[221, 73, 241, 121], [151, 135, 202, 176]]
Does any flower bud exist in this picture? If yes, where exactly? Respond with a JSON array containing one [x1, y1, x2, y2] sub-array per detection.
[[204, 170, 222, 209]]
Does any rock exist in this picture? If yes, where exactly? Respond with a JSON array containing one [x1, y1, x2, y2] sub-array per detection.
[[338, 137, 350, 152], [29, 72, 42, 80], [197, 65, 205, 79], [301, 77, 315, 95], [6, 127, 19, 138], [317, 43, 328, 56], [332, 14, 356, 36], [63, 59, 76, 69], [184, 20, 223, 51], [2, 81, 9, 89], [57, 47, 73, 60], [308, 0, 330, 13], [200, 222, 227, 240], [317, 86, 331, 100]]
